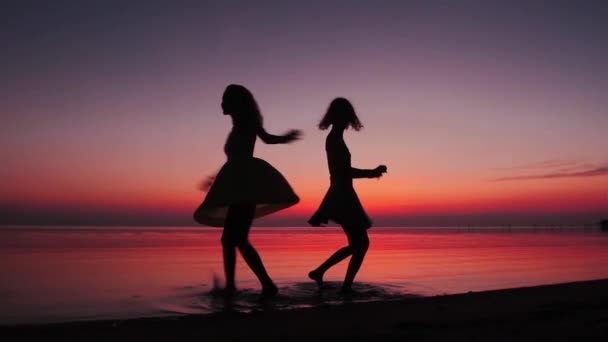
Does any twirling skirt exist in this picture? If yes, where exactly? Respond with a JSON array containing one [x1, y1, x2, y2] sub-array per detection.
[[193, 157, 299, 227], [308, 184, 372, 230]]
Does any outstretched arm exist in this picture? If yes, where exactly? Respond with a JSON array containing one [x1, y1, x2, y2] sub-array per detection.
[[351, 165, 388, 179], [257, 127, 301, 144], [351, 168, 377, 179]]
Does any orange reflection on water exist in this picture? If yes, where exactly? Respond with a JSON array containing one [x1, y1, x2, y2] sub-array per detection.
[[1, 226, 608, 324]]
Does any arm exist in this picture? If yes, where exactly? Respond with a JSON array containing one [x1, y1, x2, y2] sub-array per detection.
[[351, 165, 388, 179], [257, 127, 301, 144], [351, 167, 377, 179]]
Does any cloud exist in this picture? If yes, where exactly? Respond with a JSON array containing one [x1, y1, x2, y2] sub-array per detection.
[[495, 159, 584, 171], [492, 167, 608, 182], [556, 163, 598, 173]]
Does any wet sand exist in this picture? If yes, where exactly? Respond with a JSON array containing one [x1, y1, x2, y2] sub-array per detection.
[[3, 279, 608, 341]]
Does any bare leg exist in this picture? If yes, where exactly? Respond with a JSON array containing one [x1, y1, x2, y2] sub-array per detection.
[[309, 246, 352, 288], [342, 227, 370, 292], [221, 205, 244, 292], [238, 241, 277, 295], [226, 204, 277, 296]]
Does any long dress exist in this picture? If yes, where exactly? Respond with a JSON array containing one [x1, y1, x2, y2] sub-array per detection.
[[193, 124, 300, 227], [308, 131, 372, 230]]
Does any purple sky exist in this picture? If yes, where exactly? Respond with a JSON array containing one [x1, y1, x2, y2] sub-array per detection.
[[1, 1, 607, 226]]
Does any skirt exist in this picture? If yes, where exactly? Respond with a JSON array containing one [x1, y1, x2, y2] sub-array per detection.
[[308, 184, 372, 230], [193, 157, 299, 227]]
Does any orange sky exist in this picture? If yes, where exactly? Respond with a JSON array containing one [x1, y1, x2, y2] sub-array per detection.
[[1, 1, 607, 226]]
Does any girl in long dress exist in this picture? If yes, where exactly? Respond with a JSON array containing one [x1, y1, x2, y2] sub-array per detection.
[[308, 98, 387, 293], [194, 84, 301, 296]]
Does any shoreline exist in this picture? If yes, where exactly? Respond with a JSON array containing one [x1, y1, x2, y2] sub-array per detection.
[[3, 278, 608, 341]]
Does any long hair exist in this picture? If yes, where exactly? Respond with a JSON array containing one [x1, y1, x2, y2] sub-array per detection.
[[223, 84, 263, 127], [318, 97, 363, 131]]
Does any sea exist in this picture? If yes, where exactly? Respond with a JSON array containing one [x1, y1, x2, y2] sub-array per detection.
[[1, 226, 607, 325]]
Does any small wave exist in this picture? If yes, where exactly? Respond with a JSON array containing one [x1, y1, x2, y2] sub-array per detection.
[[153, 281, 421, 316]]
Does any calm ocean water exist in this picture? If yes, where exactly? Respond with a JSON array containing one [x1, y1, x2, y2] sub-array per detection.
[[1, 226, 607, 325]]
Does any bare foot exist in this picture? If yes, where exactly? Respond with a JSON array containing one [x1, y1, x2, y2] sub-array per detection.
[[340, 284, 354, 295], [260, 283, 278, 298], [223, 285, 236, 297], [308, 270, 324, 289]]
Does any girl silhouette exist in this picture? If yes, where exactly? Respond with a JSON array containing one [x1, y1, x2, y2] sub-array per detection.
[[194, 84, 301, 297], [308, 98, 387, 293]]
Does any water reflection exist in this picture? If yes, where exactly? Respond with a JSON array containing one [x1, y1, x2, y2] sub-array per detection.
[[156, 281, 421, 316]]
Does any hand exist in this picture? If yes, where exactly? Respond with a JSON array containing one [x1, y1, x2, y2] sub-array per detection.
[[284, 129, 302, 143], [374, 165, 388, 178]]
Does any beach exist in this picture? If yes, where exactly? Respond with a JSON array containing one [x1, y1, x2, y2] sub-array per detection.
[[3, 278, 608, 341]]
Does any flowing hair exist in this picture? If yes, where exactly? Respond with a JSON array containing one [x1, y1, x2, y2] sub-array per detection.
[[223, 84, 263, 127], [318, 97, 363, 131]]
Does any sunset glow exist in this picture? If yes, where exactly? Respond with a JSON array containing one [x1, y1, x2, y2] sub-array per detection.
[[1, 1, 606, 226]]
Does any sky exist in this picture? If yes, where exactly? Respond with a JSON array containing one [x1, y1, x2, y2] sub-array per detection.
[[1, 0, 607, 226]]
